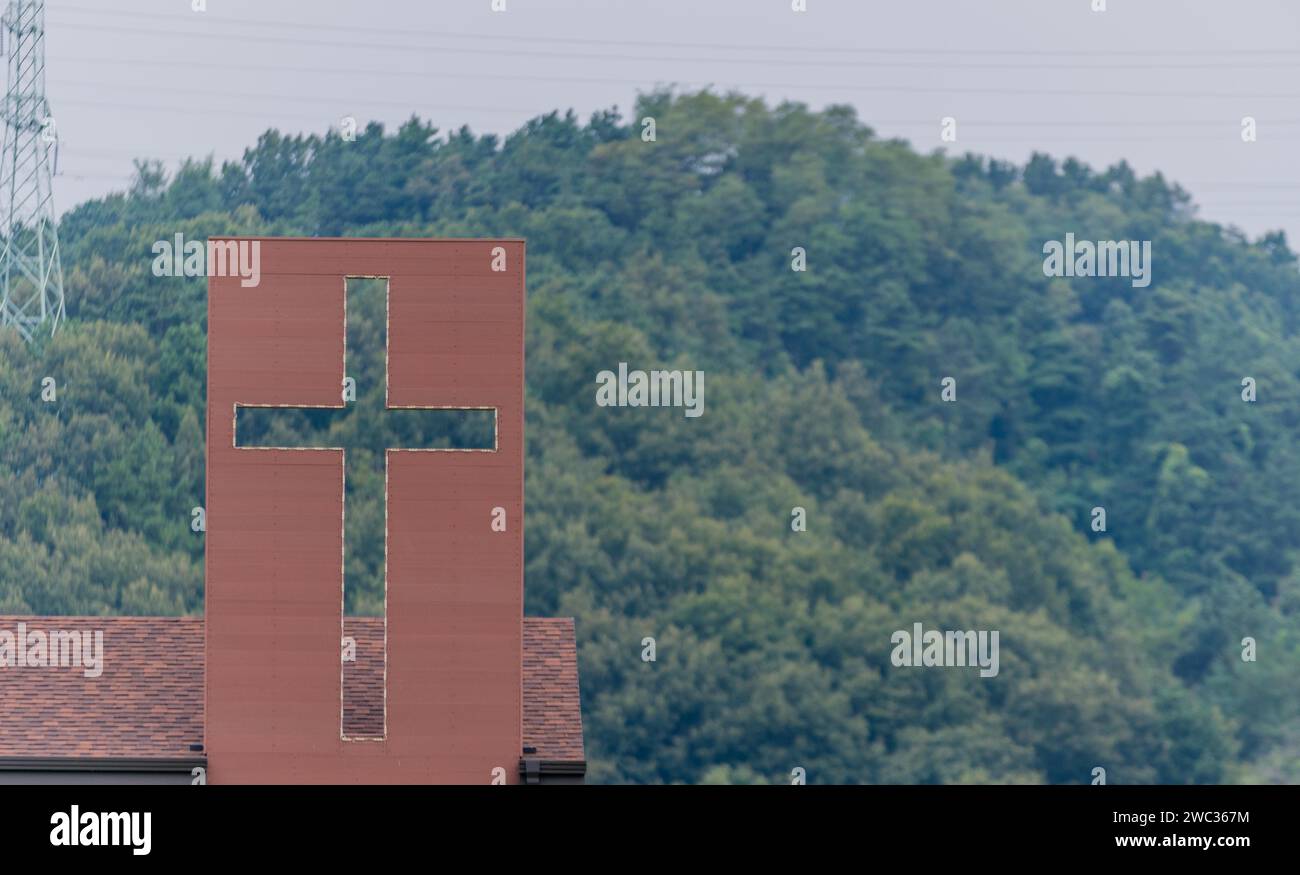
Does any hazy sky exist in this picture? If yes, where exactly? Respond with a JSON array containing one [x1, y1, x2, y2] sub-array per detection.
[[37, 0, 1300, 245]]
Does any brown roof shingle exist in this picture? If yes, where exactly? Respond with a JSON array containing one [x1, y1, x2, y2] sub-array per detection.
[[522, 617, 585, 762], [0, 615, 583, 763]]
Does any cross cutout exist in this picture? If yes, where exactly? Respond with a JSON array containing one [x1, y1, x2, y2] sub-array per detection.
[[233, 276, 496, 741]]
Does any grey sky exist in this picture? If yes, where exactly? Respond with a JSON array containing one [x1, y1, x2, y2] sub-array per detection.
[[40, 0, 1300, 246]]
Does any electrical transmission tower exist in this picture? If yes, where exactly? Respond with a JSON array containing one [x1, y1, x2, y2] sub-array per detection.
[[0, 0, 62, 341]]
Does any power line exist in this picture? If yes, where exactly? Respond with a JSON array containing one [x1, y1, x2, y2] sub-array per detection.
[[46, 3, 1300, 59], [46, 79, 540, 115], [39, 15, 1300, 80], [38, 54, 1247, 107], [37, 54, 1300, 102], [35, 37, 1300, 101], [51, 95, 534, 128], [49, 95, 359, 126], [52, 77, 1300, 130]]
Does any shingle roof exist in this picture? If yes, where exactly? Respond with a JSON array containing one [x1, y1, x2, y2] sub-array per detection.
[[0, 615, 583, 763], [0, 617, 202, 760], [521, 617, 585, 762]]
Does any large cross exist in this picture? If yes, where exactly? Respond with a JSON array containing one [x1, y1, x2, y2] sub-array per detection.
[[232, 276, 495, 739], [207, 237, 525, 784]]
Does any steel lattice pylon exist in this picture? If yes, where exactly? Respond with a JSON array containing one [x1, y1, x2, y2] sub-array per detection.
[[0, 0, 62, 341]]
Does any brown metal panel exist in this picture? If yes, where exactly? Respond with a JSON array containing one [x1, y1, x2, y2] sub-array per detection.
[[206, 238, 524, 784]]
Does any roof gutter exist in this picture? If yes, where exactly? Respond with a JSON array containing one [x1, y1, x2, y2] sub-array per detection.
[[3, 755, 582, 781], [0, 756, 206, 773], [519, 757, 586, 784]]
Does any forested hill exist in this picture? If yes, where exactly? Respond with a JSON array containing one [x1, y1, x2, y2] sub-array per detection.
[[3, 90, 1298, 783]]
